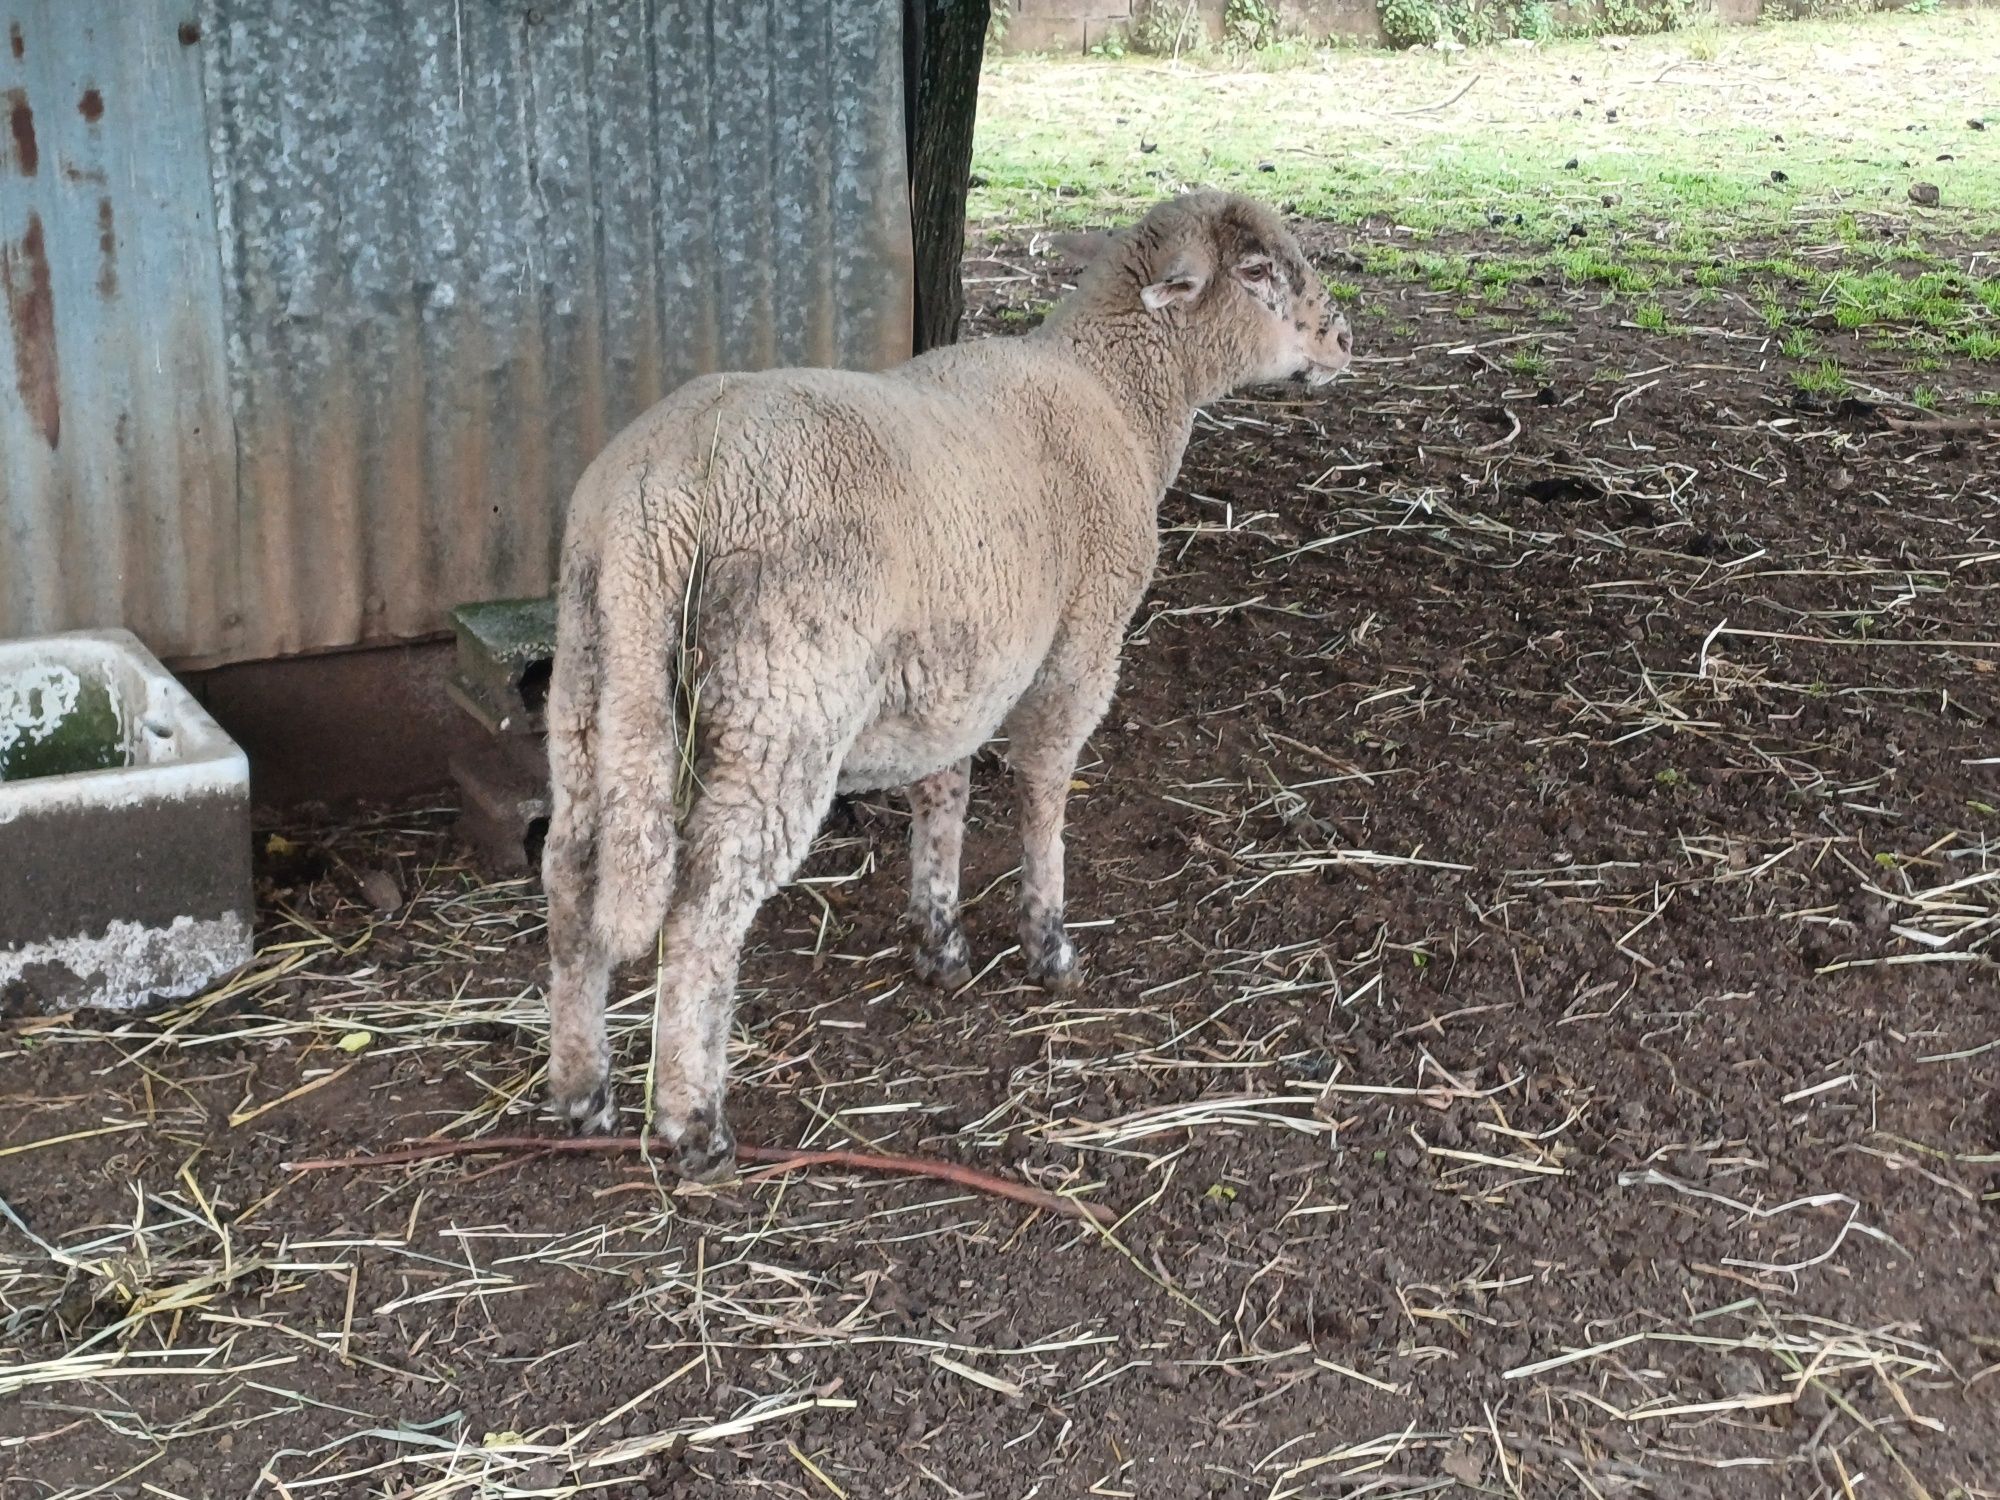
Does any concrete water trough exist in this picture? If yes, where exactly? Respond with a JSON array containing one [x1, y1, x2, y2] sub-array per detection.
[[0, 629, 252, 1014]]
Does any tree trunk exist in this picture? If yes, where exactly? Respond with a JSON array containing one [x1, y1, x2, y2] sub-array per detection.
[[905, 0, 991, 354]]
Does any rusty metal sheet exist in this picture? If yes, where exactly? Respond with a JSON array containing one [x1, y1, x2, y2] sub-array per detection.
[[1, 0, 913, 668], [0, 0, 240, 664]]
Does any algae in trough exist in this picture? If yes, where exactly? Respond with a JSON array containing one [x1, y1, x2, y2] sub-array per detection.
[[0, 663, 128, 781]]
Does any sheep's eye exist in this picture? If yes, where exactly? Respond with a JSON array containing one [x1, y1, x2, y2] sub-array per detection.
[[1242, 262, 1268, 282]]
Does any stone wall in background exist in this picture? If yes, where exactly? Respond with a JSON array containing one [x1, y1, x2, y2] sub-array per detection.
[[997, 0, 1137, 54], [990, 0, 1903, 53]]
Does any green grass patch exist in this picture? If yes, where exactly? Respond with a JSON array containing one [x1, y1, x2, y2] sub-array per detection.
[[1418, 253, 1475, 292], [972, 15, 2000, 254], [1475, 258, 1540, 292], [1746, 257, 1819, 286], [1364, 246, 1414, 277], [1957, 329, 2000, 362], [1780, 328, 1821, 361], [1796, 359, 1849, 396], [1826, 269, 1970, 331], [1561, 247, 1653, 295]]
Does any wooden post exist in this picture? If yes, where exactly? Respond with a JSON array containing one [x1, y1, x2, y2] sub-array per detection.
[[904, 0, 991, 354]]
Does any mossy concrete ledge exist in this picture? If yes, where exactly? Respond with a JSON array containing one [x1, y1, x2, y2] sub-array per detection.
[[448, 597, 557, 737], [0, 630, 253, 1015], [445, 597, 557, 875]]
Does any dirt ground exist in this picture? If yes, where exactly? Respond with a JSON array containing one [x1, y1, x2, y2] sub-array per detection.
[[4, 222, 1998, 1500]]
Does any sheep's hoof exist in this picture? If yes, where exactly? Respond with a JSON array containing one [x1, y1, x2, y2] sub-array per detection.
[[552, 1077, 617, 1136], [911, 927, 974, 990], [1030, 960, 1081, 994], [1023, 923, 1079, 992], [674, 1107, 738, 1183]]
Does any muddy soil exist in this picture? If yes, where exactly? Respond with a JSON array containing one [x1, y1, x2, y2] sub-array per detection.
[[3, 229, 1997, 1500]]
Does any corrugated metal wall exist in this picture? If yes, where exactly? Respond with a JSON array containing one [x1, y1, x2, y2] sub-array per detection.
[[1, 0, 913, 668], [0, 1, 241, 662]]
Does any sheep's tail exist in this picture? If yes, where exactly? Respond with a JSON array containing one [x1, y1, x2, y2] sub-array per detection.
[[595, 506, 697, 959], [544, 504, 695, 967]]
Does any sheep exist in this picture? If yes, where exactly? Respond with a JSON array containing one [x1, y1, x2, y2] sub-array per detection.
[[541, 190, 1353, 1177]]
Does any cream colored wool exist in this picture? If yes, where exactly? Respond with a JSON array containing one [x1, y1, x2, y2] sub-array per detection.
[[541, 191, 1353, 1175]]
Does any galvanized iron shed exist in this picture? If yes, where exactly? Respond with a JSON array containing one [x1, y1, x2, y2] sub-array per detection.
[[2, 0, 918, 671]]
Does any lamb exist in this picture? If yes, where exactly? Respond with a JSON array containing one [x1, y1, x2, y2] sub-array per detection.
[[541, 190, 1353, 1177]]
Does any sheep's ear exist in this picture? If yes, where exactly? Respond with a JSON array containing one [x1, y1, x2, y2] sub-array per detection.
[[1141, 252, 1207, 312]]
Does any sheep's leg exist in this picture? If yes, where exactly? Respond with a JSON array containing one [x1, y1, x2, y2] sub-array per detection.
[[903, 758, 972, 988], [1014, 754, 1079, 991], [545, 884, 615, 1134], [542, 564, 618, 1135], [650, 748, 838, 1179], [647, 888, 752, 1180], [1006, 667, 1116, 991]]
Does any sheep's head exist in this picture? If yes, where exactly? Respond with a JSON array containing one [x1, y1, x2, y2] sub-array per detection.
[[1073, 192, 1353, 395]]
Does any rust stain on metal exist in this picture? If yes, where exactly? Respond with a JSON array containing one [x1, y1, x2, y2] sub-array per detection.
[[1, 212, 60, 448], [7, 21, 21, 58], [96, 196, 116, 298], [0, 3, 237, 663], [6, 88, 36, 176], [177, 20, 200, 46]]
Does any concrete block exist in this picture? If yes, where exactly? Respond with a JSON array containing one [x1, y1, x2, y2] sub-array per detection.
[[451, 733, 550, 877], [184, 640, 478, 810], [1, 629, 252, 1014], [449, 596, 556, 736]]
